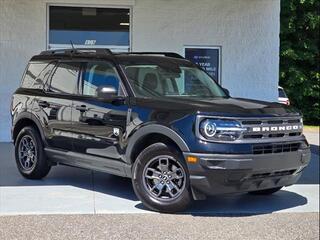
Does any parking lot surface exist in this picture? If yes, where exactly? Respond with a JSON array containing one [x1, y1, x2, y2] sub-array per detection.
[[0, 131, 319, 239], [0, 213, 319, 240], [0, 132, 318, 215]]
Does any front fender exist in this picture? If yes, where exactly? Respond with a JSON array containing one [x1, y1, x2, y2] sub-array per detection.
[[125, 124, 190, 164]]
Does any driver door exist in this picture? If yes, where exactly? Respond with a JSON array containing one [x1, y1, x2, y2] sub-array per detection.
[[71, 61, 128, 161]]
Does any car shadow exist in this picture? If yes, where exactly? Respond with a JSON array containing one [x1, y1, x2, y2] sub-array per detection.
[[134, 189, 308, 216], [310, 144, 319, 155], [297, 144, 319, 184], [0, 143, 315, 215], [0, 143, 136, 200]]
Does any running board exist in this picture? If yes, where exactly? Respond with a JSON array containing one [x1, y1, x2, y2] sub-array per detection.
[[44, 148, 131, 178]]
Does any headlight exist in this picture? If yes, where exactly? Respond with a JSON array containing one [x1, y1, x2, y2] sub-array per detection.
[[199, 119, 246, 141]]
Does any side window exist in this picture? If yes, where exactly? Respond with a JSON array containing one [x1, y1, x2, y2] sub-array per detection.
[[43, 62, 57, 90], [50, 62, 80, 94], [21, 63, 49, 89], [36, 62, 56, 89], [82, 62, 122, 96]]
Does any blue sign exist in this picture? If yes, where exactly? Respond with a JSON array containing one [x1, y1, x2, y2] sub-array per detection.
[[185, 47, 220, 82]]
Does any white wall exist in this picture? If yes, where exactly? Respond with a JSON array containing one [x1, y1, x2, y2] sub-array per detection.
[[0, 0, 280, 141], [0, 0, 134, 142], [133, 0, 280, 100]]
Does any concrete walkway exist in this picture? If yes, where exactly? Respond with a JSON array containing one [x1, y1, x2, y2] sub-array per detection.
[[0, 132, 318, 216]]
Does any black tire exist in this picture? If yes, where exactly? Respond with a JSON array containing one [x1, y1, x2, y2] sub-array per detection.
[[14, 126, 51, 179], [248, 187, 282, 195], [132, 143, 192, 213]]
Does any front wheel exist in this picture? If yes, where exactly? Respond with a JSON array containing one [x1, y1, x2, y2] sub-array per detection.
[[132, 143, 192, 213], [248, 187, 282, 195]]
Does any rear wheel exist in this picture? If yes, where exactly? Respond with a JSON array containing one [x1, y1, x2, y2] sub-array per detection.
[[248, 187, 282, 195], [132, 143, 192, 213], [15, 126, 51, 179]]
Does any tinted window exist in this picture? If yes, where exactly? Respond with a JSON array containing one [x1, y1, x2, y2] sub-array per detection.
[[278, 88, 287, 98], [123, 64, 226, 98], [82, 62, 121, 96], [50, 62, 80, 94], [21, 63, 49, 89]]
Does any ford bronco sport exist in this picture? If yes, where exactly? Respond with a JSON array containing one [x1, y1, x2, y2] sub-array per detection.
[[11, 49, 311, 212]]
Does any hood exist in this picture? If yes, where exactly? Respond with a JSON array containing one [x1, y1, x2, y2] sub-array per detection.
[[135, 97, 300, 118]]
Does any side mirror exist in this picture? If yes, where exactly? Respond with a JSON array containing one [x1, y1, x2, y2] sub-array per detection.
[[223, 88, 230, 96], [96, 85, 117, 99]]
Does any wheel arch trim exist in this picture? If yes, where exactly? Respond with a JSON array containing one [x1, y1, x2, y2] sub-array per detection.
[[125, 124, 190, 164], [12, 112, 47, 145]]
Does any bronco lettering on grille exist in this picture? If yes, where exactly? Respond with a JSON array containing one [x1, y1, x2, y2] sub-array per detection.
[[252, 125, 302, 132]]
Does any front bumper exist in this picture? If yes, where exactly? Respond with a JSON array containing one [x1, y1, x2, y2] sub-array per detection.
[[183, 148, 311, 200]]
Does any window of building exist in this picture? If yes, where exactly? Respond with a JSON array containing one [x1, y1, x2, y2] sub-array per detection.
[[48, 6, 130, 51], [49, 62, 80, 94], [82, 62, 122, 96]]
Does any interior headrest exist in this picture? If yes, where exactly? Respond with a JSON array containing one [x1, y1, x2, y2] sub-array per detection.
[[142, 73, 158, 90]]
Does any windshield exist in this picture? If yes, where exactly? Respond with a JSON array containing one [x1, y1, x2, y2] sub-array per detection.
[[122, 63, 226, 98]]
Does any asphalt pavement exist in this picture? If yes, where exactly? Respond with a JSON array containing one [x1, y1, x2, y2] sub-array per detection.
[[0, 213, 319, 240]]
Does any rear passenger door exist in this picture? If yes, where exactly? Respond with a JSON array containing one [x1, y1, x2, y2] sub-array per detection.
[[38, 62, 81, 150], [71, 61, 128, 161]]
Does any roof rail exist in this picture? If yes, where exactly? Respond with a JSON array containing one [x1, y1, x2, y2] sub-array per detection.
[[40, 48, 113, 56], [39, 49, 184, 59], [123, 52, 184, 59]]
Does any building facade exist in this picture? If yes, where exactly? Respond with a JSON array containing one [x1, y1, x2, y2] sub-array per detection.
[[0, 0, 280, 141]]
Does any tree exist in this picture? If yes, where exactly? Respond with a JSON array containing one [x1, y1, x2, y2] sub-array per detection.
[[280, 0, 320, 125]]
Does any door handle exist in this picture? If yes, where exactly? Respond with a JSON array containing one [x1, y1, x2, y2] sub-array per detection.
[[38, 101, 49, 108], [76, 105, 88, 112]]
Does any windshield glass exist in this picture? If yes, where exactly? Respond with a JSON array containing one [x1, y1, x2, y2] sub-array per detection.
[[122, 63, 226, 98]]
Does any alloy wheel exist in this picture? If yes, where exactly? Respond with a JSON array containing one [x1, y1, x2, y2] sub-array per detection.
[[142, 155, 186, 200], [18, 135, 37, 171]]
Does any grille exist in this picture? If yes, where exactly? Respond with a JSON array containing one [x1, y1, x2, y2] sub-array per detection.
[[240, 117, 303, 140], [252, 142, 301, 154]]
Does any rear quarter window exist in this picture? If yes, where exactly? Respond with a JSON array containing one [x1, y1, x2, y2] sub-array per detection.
[[21, 62, 53, 89], [49, 62, 81, 94]]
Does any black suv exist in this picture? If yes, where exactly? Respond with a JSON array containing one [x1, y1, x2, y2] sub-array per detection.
[[11, 49, 311, 212]]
